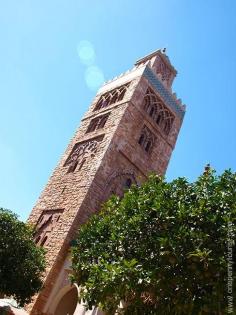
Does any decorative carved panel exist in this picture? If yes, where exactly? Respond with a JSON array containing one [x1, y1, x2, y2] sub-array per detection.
[[34, 209, 64, 246], [64, 135, 104, 173]]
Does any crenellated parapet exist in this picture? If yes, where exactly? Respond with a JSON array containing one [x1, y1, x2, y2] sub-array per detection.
[[100, 50, 185, 121]]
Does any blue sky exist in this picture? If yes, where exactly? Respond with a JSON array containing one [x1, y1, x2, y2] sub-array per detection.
[[0, 0, 235, 221]]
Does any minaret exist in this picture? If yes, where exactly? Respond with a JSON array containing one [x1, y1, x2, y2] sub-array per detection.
[[27, 49, 185, 315]]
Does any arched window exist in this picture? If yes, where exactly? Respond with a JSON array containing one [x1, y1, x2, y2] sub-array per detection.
[[144, 94, 151, 106], [102, 95, 111, 108], [78, 158, 86, 171], [67, 160, 78, 173], [95, 97, 105, 111], [35, 236, 41, 244], [163, 112, 174, 135], [94, 82, 130, 111], [149, 106, 156, 118], [41, 236, 48, 247], [138, 125, 155, 154], [33, 209, 64, 249], [163, 120, 171, 135], [145, 140, 152, 153], [86, 119, 99, 133], [86, 114, 109, 133], [117, 86, 127, 101], [125, 178, 132, 189], [98, 115, 109, 129], [156, 110, 165, 126], [142, 88, 174, 136], [110, 91, 119, 105], [138, 133, 145, 146]]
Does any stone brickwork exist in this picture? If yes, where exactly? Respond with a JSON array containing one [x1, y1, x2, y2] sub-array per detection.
[[26, 49, 186, 315]]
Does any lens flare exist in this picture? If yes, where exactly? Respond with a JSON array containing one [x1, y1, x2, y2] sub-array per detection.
[[85, 66, 104, 91], [77, 40, 95, 66]]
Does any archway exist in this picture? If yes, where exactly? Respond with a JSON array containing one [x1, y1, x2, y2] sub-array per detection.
[[105, 171, 137, 200], [53, 285, 78, 315], [50, 284, 104, 315]]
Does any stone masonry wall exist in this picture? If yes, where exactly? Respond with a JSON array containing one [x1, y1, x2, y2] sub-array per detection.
[[27, 54, 185, 315], [27, 77, 139, 315]]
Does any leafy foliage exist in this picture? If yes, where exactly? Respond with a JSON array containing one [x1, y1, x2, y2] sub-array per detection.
[[0, 208, 45, 306], [71, 169, 236, 314]]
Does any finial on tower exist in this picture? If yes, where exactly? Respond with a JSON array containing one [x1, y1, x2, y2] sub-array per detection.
[[162, 47, 166, 53]]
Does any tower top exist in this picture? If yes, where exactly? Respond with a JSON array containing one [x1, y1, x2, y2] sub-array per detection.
[[135, 48, 177, 88]]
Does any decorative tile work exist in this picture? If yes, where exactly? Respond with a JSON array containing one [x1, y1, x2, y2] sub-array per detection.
[[144, 66, 185, 120]]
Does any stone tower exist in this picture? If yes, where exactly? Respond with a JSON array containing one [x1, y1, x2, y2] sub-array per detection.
[[27, 49, 185, 315]]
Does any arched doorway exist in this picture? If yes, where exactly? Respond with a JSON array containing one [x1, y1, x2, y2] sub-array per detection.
[[53, 285, 78, 315], [49, 283, 104, 315]]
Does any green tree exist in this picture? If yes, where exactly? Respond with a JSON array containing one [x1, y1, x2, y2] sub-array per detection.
[[0, 208, 45, 306], [71, 168, 236, 315]]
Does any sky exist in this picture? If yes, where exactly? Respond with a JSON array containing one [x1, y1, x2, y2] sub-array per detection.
[[0, 0, 235, 221]]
